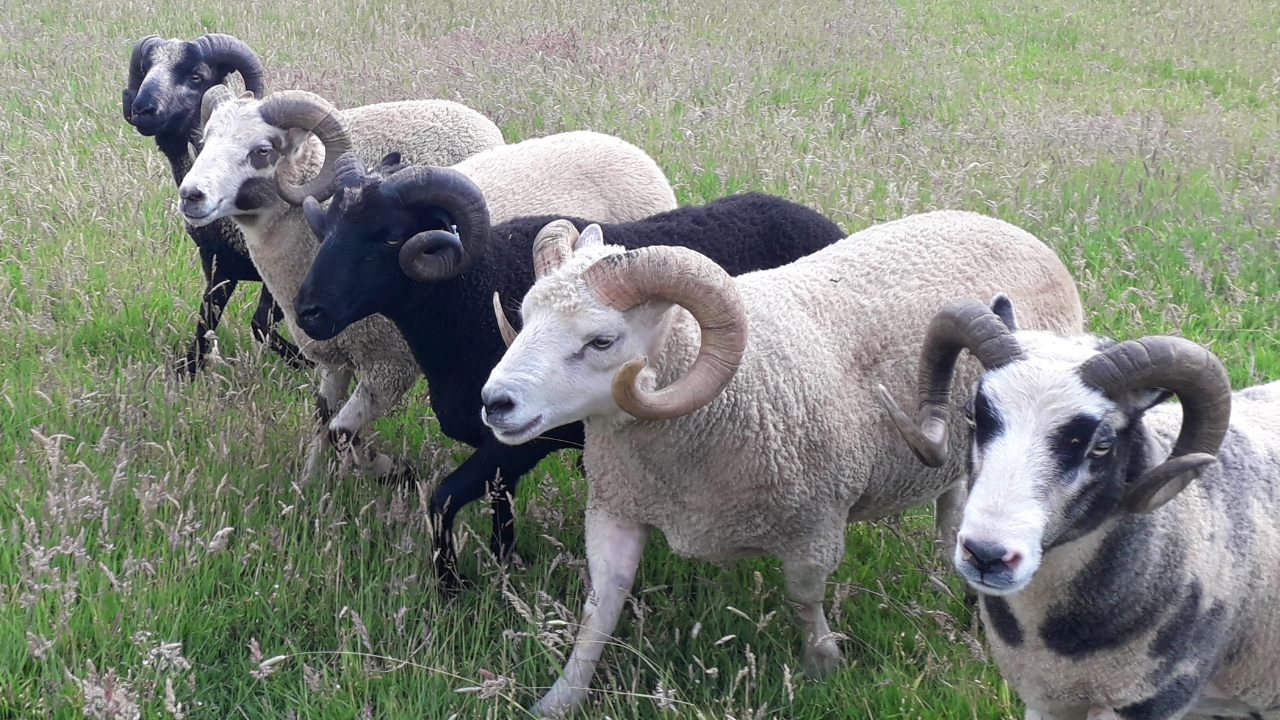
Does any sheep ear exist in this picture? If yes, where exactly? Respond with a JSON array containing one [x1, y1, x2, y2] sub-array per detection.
[[239, 90, 254, 100], [989, 293, 1017, 331], [380, 152, 402, 168], [574, 223, 604, 251], [303, 196, 326, 239], [283, 127, 311, 153]]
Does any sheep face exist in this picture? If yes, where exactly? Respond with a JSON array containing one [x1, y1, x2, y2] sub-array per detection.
[[178, 100, 305, 227], [482, 238, 672, 445], [956, 332, 1174, 596], [126, 40, 223, 138]]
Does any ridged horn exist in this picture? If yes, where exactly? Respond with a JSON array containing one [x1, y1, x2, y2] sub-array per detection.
[[533, 220, 578, 278], [200, 83, 234, 128], [382, 166, 491, 281], [493, 293, 518, 347], [876, 298, 1024, 467], [258, 90, 351, 206], [1078, 336, 1231, 513], [194, 33, 265, 97], [123, 35, 162, 122], [582, 246, 747, 421]]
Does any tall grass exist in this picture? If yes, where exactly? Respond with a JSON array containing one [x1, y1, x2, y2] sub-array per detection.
[[0, 0, 1276, 717]]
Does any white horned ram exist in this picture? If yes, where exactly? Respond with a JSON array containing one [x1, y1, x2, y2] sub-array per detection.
[[879, 296, 1280, 720], [479, 210, 1085, 715], [178, 85, 676, 480]]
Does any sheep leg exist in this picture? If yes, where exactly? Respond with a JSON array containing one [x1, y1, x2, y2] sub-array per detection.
[[330, 375, 416, 482], [782, 553, 842, 677], [933, 481, 967, 568], [303, 364, 352, 482], [178, 250, 237, 378], [428, 436, 567, 588], [531, 511, 649, 718], [249, 286, 312, 370]]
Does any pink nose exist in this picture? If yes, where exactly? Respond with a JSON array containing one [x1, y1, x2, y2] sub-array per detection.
[[960, 538, 1022, 574]]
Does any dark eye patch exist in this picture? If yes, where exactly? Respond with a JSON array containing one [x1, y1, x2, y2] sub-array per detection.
[[248, 147, 279, 170], [1049, 414, 1102, 478], [973, 390, 1003, 447]]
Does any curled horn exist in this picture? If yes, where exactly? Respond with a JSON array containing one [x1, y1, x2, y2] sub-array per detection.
[[257, 90, 351, 206], [194, 33, 266, 97], [493, 293, 518, 347], [582, 246, 747, 421], [383, 166, 491, 282], [1078, 337, 1231, 513], [199, 83, 234, 128], [533, 220, 578, 278], [876, 298, 1025, 467], [334, 152, 367, 189], [123, 35, 162, 122]]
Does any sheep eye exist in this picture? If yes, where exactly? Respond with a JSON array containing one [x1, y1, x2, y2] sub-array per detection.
[[588, 337, 615, 350], [188, 73, 203, 84], [254, 146, 271, 156], [1089, 441, 1112, 457]]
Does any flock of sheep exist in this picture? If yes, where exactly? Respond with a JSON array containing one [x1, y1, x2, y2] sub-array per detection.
[[120, 32, 1278, 720]]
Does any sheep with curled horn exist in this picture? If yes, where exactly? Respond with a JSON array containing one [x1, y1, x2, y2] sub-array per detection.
[[479, 210, 1084, 716], [880, 296, 1280, 720], [179, 86, 503, 482], [122, 33, 308, 375], [293, 136, 842, 589]]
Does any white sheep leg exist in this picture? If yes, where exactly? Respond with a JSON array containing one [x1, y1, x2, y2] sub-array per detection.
[[933, 481, 967, 567], [532, 511, 649, 718], [782, 553, 842, 677], [302, 364, 353, 482], [331, 372, 416, 480]]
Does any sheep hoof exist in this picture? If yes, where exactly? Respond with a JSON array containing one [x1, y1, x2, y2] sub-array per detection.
[[377, 459, 420, 487], [802, 638, 842, 678], [174, 353, 202, 380]]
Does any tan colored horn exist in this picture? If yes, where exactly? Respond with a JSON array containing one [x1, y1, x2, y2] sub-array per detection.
[[257, 90, 351, 206], [200, 83, 234, 128], [493, 292, 517, 347], [876, 298, 1024, 467], [582, 246, 747, 421], [533, 220, 578, 278], [1078, 336, 1231, 513]]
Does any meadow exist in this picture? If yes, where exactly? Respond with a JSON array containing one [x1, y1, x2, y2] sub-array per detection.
[[1, 0, 1277, 716]]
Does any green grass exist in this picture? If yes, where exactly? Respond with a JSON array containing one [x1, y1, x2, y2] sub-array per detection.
[[1, 0, 1277, 717]]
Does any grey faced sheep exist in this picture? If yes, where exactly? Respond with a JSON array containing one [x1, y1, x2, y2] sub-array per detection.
[[880, 296, 1280, 720], [178, 85, 504, 479], [122, 33, 307, 375], [479, 210, 1085, 716]]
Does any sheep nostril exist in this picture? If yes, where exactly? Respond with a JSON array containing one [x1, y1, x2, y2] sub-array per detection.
[[483, 394, 516, 420], [296, 304, 320, 323], [180, 187, 205, 203], [962, 539, 1013, 574]]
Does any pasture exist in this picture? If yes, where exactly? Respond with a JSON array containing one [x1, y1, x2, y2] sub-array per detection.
[[1, 0, 1277, 717]]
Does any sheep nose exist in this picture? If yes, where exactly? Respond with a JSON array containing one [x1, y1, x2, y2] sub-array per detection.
[[180, 186, 205, 203], [961, 539, 1022, 574], [482, 389, 516, 421], [132, 97, 158, 116]]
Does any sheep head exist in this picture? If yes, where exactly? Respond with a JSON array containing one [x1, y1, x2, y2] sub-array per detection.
[[178, 89, 350, 228], [881, 296, 1231, 595], [294, 154, 492, 342], [124, 33, 264, 141], [481, 220, 747, 445]]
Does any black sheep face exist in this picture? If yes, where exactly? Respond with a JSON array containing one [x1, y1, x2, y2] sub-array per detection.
[[124, 38, 237, 140], [295, 159, 453, 341]]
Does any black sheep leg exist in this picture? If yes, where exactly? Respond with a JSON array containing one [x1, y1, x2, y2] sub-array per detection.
[[249, 285, 313, 370], [178, 249, 237, 378], [430, 437, 567, 589]]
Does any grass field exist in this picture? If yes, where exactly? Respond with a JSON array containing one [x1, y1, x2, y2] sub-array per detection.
[[1, 0, 1277, 717]]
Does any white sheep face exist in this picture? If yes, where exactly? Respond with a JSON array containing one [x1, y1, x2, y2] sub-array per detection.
[[956, 332, 1155, 596], [178, 99, 304, 227], [482, 235, 673, 445]]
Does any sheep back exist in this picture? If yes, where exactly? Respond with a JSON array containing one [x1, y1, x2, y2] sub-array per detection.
[[340, 99, 504, 168]]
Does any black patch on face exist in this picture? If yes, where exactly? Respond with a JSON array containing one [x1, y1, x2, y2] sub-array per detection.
[[235, 176, 279, 211], [1040, 515, 1186, 657], [973, 389, 1003, 448], [1117, 674, 1199, 720], [981, 595, 1023, 647], [248, 147, 279, 170], [1048, 413, 1101, 476], [1044, 415, 1141, 549], [1147, 580, 1227, 688]]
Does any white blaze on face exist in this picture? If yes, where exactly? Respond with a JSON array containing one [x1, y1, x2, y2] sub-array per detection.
[[956, 347, 1113, 595], [481, 244, 672, 445], [177, 101, 284, 226]]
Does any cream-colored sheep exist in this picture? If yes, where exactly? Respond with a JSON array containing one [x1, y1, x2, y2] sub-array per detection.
[[480, 210, 1084, 716]]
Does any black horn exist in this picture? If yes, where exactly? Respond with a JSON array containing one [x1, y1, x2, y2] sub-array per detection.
[[877, 298, 1025, 467], [1078, 336, 1232, 513], [384, 166, 492, 282], [123, 34, 162, 122], [195, 33, 266, 97]]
